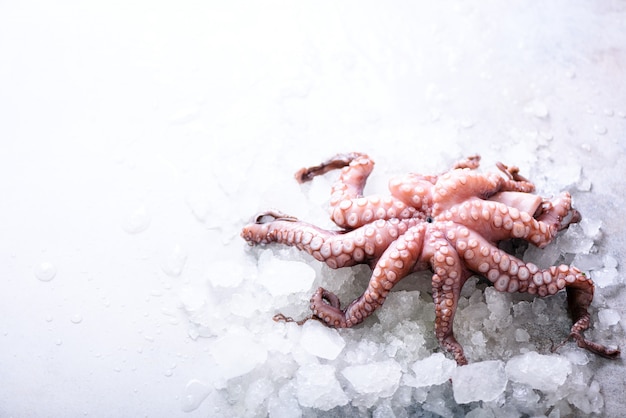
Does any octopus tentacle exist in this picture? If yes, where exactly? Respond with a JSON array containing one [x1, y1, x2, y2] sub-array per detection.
[[241, 211, 421, 269], [535, 192, 580, 233], [310, 224, 426, 327], [449, 228, 619, 358], [388, 173, 436, 214], [294, 152, 367, 183], [309, 287, 346, 327], [295, 152, 417, 229], [441, 199, 562, 248], [431, 171, 534, 216], [452, 154, 481, 170], [557, 272, 620, 358], [430, 238, 473, 365], [330, 193, 418, 230], [448, 227, 547, 294], [327, 154, 416, 229], [242, 152, 620, 363], [388, 155, 480, 213]]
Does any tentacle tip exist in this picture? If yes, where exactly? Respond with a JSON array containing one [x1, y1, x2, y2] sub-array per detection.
[[273, 312, 312, 326], [294, 168, 312, 184], [566, 209, 582, 226], [273, 313, 288, 322], [253, 212, 275, 224], [240, 229, 258, 245], [591, 346, 621, 359], [549, 338, 567, 354], [253, 210, 297, 224], [556, 333, 621, 360]]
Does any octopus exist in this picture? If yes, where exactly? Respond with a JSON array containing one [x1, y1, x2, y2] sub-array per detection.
[[241, 152, 620, 365]]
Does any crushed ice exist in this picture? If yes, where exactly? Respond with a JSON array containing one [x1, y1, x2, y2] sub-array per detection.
[[176, 155, 622, 416]]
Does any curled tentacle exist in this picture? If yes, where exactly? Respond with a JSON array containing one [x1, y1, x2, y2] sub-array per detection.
[[559, 277, 620, 358], [452, 154, 481, 170], [295, 152, 367, 183], [449, 227, 619, 357], [253, 209, 298, 224], [310, 224, 426, 328], [310, 287, 346, 327]]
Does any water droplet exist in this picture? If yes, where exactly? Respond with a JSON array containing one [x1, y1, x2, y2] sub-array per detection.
[[164, 369, 174, 377], [35, 262, 57, 282], [70, 314, 83, 324], [45, 315, 54, 322], [161, 244, 188, 277], [593, 124, 607, 135], [121, 206, 151, 234], [188, 328, 200, 340], [181, 379, 211, 412], [55, 339, 63, 346]]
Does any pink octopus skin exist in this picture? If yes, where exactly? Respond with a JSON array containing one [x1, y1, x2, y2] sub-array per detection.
[[241, 152, 620, 365]]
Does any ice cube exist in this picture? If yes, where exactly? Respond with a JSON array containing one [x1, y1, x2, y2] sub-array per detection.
[[572, 253, 603, 272], [580, 218, 602, 239], [485, 287, 512, 319], [524, 242, 561, 269], [208, 259, 245, 288], [405, 353, 456, 388], [598, 308, 620, 328], [209, 328, 268, 382], [160, 243, 188, 277], [505, 352, 572, 392], [557, 223, 594, 255], [372, 401, 396, 418], [257, 258, 316, 296], [592, 267, 620, 288], [452, 361, 507, 404], [300, 319, 346, 360], [244, 378, 275, 415], [603, 254, 618, 269], [465, 406, 496, 418], [375, 290, 421, 328], [341, 360, 402, 396], [514, 328, 530, 342], [268, 382, 302, 418], [295, 364, 349, 410]]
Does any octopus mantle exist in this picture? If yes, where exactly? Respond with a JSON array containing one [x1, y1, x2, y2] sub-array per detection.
[[241, 152, 620, 365]]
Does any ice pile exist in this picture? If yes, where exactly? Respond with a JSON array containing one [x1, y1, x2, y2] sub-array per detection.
[[178, 147, 621, 417], [176, 223, 620, 417]]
